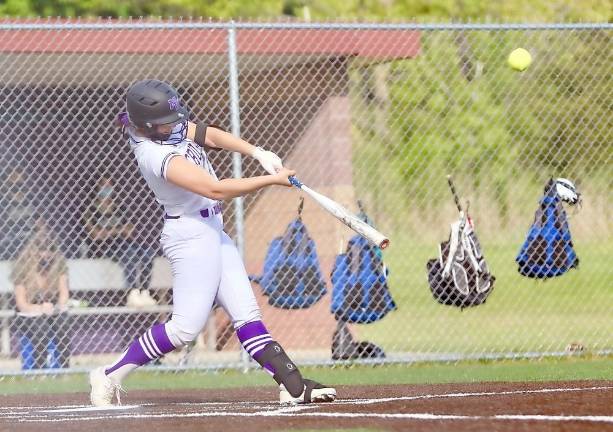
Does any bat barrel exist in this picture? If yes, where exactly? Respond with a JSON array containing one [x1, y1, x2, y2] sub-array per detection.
[[290, 176, 391, 250]]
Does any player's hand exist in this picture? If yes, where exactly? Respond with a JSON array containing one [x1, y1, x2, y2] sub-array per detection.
[[253, 147, 283, 175], [40, 302, 55, 315], [272, 168, 296, 187]]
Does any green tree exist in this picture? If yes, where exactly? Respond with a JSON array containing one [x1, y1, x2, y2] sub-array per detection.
[[0, 0, 610, 20], [351, 27, 611, 228], [0, 0, 283, 18]]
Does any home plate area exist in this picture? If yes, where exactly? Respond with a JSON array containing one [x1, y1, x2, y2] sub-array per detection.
[[2, 381, 612, 432]]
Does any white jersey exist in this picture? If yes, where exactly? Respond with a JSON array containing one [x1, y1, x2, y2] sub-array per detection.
[[128, 124, 219, 217]]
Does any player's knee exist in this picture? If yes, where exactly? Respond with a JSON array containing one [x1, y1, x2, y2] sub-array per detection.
[[165, 320, 200, 347], [232, 309, 262, 330]]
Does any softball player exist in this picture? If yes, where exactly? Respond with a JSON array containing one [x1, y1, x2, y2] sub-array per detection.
[[89, 79, 336, 406]]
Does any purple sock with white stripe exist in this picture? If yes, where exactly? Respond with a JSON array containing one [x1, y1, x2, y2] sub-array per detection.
[[105, 323, 175, 383], [236, 320, 274, 374]]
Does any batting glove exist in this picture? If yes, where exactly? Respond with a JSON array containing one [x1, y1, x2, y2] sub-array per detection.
[[253, 147, 283, 175]]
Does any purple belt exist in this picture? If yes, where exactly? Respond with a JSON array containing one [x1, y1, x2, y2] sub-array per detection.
[[164, 203, 222, 220]]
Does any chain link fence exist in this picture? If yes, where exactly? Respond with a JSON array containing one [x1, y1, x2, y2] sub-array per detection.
[[0, 20, 610, 376]]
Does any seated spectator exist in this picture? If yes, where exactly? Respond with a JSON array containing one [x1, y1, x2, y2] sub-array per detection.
[[82, 176, 156, 307], [0, 168, 38, 260], [12, 219, 71, 369]]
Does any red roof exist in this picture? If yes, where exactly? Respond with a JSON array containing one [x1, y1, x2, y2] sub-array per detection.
[[0, 26, 420, 60]]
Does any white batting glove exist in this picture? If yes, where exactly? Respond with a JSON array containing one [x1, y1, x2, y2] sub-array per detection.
[[252, 147, 283, 175]]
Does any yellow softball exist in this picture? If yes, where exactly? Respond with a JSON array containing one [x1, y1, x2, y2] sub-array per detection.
[[508, 48, 532, 71]]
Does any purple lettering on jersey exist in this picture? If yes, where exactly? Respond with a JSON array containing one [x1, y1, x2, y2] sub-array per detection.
[[182, 142, 216, 177], [185, 142, 204, 167], [168, 96, 180, 111]]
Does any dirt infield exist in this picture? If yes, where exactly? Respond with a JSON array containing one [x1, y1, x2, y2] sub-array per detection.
[[1, 380, 612, 432]]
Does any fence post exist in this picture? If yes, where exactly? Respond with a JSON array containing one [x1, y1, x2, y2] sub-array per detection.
[[227, 23, 244, 257], [227, 22, 250, 371]]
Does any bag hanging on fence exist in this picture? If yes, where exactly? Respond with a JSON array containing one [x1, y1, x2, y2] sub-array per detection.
[[330, 204, 396, 324], [426, 177, 495, 309], [251, 199, 327, 309], [515, 178, 580, 278]]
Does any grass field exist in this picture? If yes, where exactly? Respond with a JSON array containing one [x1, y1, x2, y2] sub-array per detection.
[[361, 237, 613, 354], [1, 355, 611, 395]]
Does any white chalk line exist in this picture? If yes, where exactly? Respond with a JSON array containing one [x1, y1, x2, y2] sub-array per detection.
[[10, 411, 613, 424], [0, 404, 89, 411], [339, 385, 613, 405], [0, 385, 610, 424], [0, 402, 156, 411], [256, 404, 317, 416], [39, 405, 140, 413], [2, 384, 610, 413]]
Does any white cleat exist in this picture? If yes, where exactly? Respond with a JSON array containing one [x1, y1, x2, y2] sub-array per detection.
[[280, 379, 336, 404], [89, 367, 123, 407]]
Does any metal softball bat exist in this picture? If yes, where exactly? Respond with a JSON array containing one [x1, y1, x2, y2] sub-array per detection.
[[288, 176, 390, 249], [446, 174, 463, 212]]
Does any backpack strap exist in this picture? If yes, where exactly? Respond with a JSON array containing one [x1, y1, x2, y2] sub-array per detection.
[[443, 216, 464, 278], [462, 227, 481, 272], [347, 237, 362, 275], [281, 198, 307, 255], [281, 220, 300, 255]]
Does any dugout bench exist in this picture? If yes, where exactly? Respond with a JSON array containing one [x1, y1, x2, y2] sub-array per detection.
[[0, 258, 177, 359], [0, 258, 220, 365]]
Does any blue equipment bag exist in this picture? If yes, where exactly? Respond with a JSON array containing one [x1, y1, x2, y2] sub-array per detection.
[[331, 206, 396, 324], [254, 199, 327, 309], [19, 336, 60, 370], [516, 178, 579, 278]]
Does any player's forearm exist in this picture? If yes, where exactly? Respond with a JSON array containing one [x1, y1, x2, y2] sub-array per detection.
[[58, 274, 69, 307], [205, 176, 276, 200], [15, 300, 38, 313], [14, 285, 39, 313], [166, 156, 278, 200], [209, 168, 295, 198], [205, 126, 257, 157]]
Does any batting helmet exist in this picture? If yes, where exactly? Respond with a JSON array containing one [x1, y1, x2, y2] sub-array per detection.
[[126, 79, 189, 141]]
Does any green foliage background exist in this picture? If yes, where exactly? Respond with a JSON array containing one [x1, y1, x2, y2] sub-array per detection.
[[0, 0, 611, 21], [350, 28, 611, 234]]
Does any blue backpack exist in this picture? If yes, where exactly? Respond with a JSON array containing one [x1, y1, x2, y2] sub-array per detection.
[[331, 209, 396, 324], [516, 179, 579, 278], [253, 200, 327, 309]]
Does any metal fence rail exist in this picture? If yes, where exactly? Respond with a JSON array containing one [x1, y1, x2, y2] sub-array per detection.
[[0, 20, 610, 377]]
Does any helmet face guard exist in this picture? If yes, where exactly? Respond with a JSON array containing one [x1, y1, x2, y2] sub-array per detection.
[[126, 80, 190, 143], [146, 118, 189, 143], [117, 112, 188, 144]]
